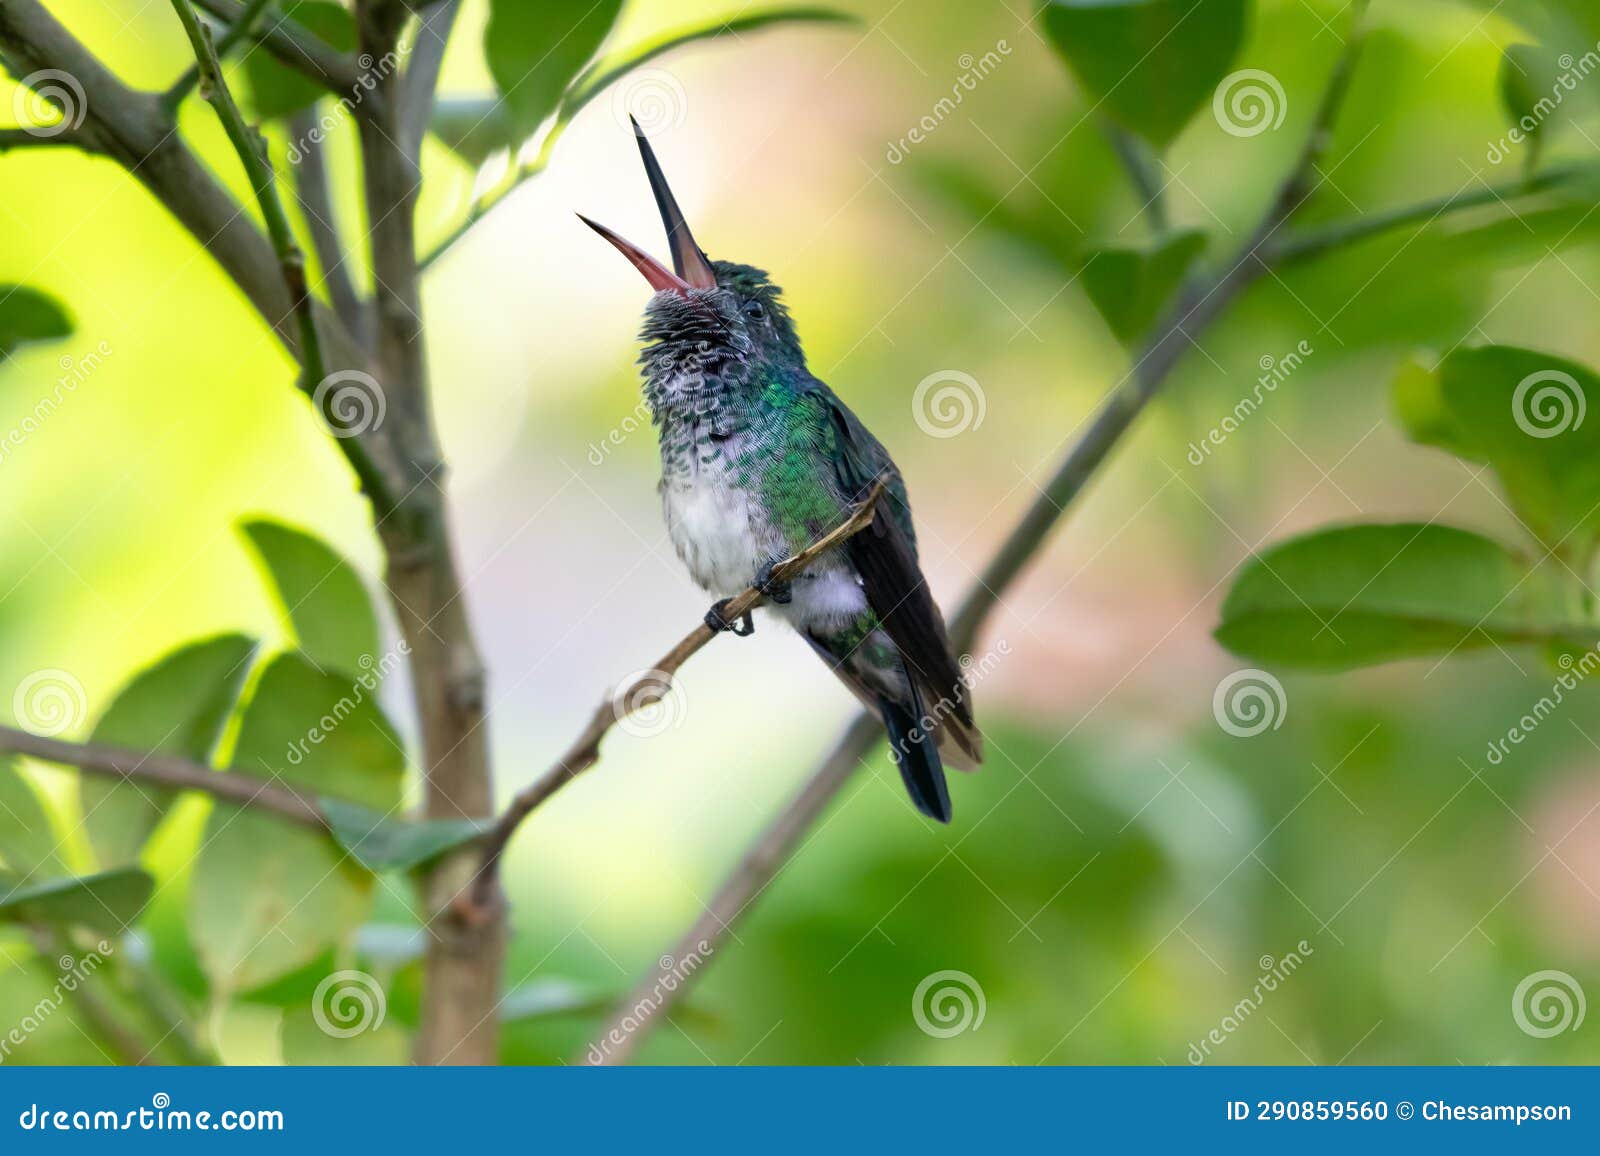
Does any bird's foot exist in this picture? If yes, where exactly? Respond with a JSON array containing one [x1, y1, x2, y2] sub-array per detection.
[[755, 561, 792, 604], [705, 599, 755, 637]]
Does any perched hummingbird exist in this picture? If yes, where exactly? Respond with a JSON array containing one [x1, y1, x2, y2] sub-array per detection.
[[579, 121, 982, 822]]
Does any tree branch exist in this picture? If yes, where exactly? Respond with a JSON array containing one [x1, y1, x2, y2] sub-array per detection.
[[169, 0, 397, 517], [163, 0, 271, 114], [470, 479, 890, 904], [288, 107, 370, 347], [582, 12, 1378, 1066], [0, 725, 330, 831], [398, 0, 460, 165], [189, 0, 368, 100]]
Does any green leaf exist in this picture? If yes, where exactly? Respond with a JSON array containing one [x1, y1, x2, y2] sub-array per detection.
[[1215, 523, 1576, 670], [242, 1, 356, 120], [0, 867, 153, 934], [485, 0, 624, 140], [83, 635, 259, 867], [239, 520, 381, 678], [0, 285, 73, 357], [1393, 346, 1600, 556], [429, 96, 517, 167], [0, 759, 63, 877], [189, 654, 405, 993], [1079, 229, 1205, 344], [1497, 45, 1548, 174], [1042, 0, 1249, 148], [281, 1005, 410, 1065], [320, 798, 483, 874]]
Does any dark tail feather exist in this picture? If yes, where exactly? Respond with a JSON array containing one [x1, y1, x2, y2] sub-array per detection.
[[879, 690, 951, 823]]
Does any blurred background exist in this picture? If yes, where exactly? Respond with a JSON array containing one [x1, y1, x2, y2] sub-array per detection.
[[3, 0, 1600, 1064]]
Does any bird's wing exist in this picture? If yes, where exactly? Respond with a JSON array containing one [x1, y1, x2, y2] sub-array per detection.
[[812, 382, 978, 743]]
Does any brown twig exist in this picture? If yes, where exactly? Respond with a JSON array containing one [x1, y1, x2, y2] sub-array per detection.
[[0, 725, 329, 830], [470, 479, 890, 907]]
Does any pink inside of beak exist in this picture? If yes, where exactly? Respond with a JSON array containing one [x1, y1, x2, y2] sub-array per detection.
[[577, 214, 694, 296]]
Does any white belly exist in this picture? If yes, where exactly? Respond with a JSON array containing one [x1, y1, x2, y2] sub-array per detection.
[[662, 474, 761, 596]]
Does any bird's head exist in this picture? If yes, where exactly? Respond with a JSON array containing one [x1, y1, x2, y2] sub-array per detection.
[[579, 120, 803, 395]]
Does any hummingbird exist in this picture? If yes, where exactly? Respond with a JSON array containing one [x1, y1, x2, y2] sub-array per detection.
[[579, 121, 982, 822]]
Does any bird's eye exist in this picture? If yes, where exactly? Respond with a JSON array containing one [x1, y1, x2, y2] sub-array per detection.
[[743, 300, 766, 321]]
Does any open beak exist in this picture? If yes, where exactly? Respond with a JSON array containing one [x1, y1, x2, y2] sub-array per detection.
[[579, 117, 718, 296]]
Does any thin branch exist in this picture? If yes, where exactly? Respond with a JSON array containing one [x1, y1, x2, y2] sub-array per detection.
[[289, 106, 370, 346], [0, 125, 89, 151], [169, 0, 397, 518], [583, 12, 1378, 1066], [399, 0, 461, 165], [163, 0, 271, 114], [470, 479, 890, 904], [0, 725, 330, 830], [189, 0, 368, 102]]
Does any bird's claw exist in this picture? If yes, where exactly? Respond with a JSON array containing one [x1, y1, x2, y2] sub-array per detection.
[[755, 561, 792, 604], [705, 599, 755, 637]]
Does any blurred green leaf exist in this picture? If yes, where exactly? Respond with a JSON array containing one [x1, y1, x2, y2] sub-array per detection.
[[355, 922, 426, 967], [242, 1, 356, 120], [0, 867, 153, 934], [239, 519, 380, 678], [281, 1005, 409, 1065], [0, 759, 63, 876], [1394, 345, 1600, 555], [485, 0, 624, 141], [500, 976, 607, 1022], [429, 96, 516, 167], [320, 798, 483, 874], [1080, 229, 1204, 344], [0, 285, 73, 357], [83, 634, 259, 868], [1215, 523, 1578, 670], [1497, 45, 1547, 174], [1041, 0, 1249, 148], [190, 654, 404, 993]]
